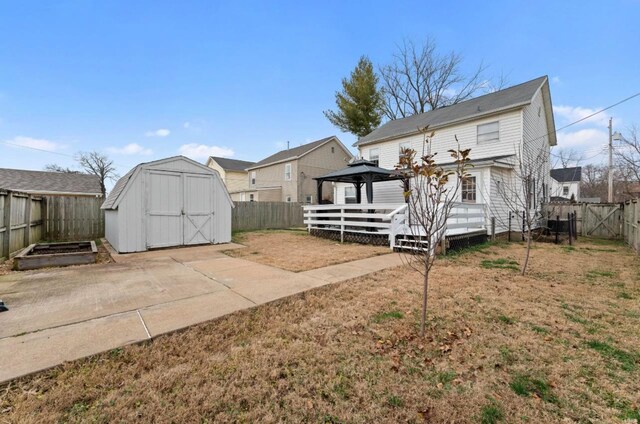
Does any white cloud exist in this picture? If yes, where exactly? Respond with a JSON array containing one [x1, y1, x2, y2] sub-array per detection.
[[183, 122, 191, 129], [145, 128, 170, 137], [553, 105, 612, 128], [5, 136, 64, 151], [178, 143, 234, 160], [556, 128, 608, 154], [107, 143, 153, 155], [551, 76, 561, 85]]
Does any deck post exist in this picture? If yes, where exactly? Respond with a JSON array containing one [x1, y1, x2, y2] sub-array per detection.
[[340, 207, 344, 243], [491, 216, 496, 241], [316, 180, 323, 205]]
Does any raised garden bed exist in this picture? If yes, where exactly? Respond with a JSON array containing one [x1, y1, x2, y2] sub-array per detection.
[[13, 241, 98, 271]]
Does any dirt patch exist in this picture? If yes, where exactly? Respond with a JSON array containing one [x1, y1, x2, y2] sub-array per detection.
[[224, 229, 390, 272], [0, 241, 112, 275], [1, 239, 639, 423]]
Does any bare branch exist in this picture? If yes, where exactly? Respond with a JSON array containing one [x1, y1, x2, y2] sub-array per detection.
[[75, 151, 119, 197]]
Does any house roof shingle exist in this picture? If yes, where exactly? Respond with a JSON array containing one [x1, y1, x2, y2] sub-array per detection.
[[248, 136, 338, 170], [209, 157, 255, 172], [356, 76, 549, 147], [0, 168, 102, 195], [550, 166, 582, 183]]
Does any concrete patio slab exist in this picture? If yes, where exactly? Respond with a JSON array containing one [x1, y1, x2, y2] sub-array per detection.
[[0, 311, 148, 383], [140, 290, 256, 337], [0, 244, 404, 383]]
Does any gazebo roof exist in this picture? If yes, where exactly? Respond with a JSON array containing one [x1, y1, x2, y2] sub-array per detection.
[[314, 159, 404, 184]]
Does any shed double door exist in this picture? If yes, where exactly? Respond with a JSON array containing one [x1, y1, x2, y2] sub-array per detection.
[[146, 170, 215, 249]]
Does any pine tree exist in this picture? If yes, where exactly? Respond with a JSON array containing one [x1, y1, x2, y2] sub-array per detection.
[[324, 56, 384, 138]]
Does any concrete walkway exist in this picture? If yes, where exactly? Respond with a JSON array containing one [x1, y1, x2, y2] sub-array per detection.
[[0, 244, 403, 383]]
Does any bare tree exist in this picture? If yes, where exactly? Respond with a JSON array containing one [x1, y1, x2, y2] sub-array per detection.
[[490, 143, 550, 275], [581, 164, 608, 200], [395, 127, 472, 337], [44, 164, 80, 174], [615, 125, 640, 194], [552, 147, 584, 169], [76, 151, 119, 196], [379, 38, 493, 120]]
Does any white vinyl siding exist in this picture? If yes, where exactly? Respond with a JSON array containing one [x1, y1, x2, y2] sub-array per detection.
[[477, 121, 499, 143], [398, 141, 411, 164]]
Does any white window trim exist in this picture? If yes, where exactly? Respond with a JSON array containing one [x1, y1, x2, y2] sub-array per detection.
[[477, 121, 500, 143], [305, 195, 313, 204], [369, 148, 380, 165], [284, 163, 292, 181], [250, 171, 256, 185]]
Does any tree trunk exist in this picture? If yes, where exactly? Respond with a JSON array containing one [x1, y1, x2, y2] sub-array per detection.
[[420, 261, 429, 337], [521, 226, 533, 275]]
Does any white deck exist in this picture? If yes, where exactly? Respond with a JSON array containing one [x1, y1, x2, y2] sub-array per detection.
[[303, 202, 487, 249]]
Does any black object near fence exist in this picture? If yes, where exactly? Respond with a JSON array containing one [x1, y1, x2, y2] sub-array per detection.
[[545, 211, 578, 245]]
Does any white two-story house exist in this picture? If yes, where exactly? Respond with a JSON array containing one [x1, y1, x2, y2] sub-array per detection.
[[333, 75, 557, 234]]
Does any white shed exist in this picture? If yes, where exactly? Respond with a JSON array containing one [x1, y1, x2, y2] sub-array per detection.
[[102, 156, 234, 253]]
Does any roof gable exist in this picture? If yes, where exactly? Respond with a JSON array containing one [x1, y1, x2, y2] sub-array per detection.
[[0, 168, 102, 195], [102, 155, 234, 210], [356, 76, 549, 147], [208, 157, 255, 172], [550, 167, 582, 183], [248, 136, 349, 170]]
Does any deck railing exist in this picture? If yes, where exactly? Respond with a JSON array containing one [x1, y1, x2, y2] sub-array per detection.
[[304, 202, 486, 248]]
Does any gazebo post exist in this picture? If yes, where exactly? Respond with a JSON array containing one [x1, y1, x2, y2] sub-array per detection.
[[365, 175, 374, 204], [355, 182, 362, 204], [316, 180, 323, 205]]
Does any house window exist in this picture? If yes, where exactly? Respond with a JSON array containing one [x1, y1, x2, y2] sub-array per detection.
[[249, 194, 254, 202], [250, 171, 256, 185], [477, 121, 499, 143], [344, 186, 357, 204], [563, 186, 569, 196], [331, 146, 335, 153], [286, 196, 292, 202], [462, 177, 477, 203], [369, 148, 380, 166], [284, 163, 292, 181], [399, 142, 411, 164], [305, 195, 313, 204]]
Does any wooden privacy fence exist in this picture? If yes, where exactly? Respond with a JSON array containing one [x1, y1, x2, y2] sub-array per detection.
[[1, 191, 44, 260], [544, 202, 623, 239], [232, 201, 304, 231], [43, 195, 104, 241], [623, 199, 640, 253], [0, 191, 104, 260]]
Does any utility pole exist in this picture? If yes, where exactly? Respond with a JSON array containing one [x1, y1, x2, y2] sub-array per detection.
[[608, 118, 613, 203]]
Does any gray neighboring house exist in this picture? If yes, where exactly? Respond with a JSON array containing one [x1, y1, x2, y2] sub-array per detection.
[[240, 136, 354, 203], [0, 168, 102, 196]]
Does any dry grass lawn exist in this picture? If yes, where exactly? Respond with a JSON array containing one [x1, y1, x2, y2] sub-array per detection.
[[225, 229, 390, 272], [1, 238, 639, 423]]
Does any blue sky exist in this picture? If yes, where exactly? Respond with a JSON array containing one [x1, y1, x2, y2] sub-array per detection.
[[1, 0, 639, 183]]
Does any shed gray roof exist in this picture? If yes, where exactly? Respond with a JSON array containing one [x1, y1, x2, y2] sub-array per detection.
[[209, 156, 255, 172], [248, 136, 341, 170], [550, 166, 582, 183], [0, 168, 102, 195], [356, 76, 549, 146], [101, 167, 136, 209]]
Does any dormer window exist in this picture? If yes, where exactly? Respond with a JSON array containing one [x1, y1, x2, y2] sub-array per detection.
[[477, 121, 499, 143]]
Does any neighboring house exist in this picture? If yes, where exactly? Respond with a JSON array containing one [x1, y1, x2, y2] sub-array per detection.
[[335, 75, 557, 233], [550, 166, 581, 202], [241, 136, 353, 203], [0, 168, 102, 196], [205, 156, 256, 201]]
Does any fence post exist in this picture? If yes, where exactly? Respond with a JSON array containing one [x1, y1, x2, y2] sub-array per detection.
[[568, 212, 572, 245], [508, 213, 511, 242], [491, 217, 496, 242], [24, 194, 32, 246], [521, 211, 525, 242], [3, 192, 11, 259], [555, 215, 559, 244], [440, 235, 447, 256], [573, 212, 578, 241]]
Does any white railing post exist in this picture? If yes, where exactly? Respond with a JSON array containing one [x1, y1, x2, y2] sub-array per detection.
[[340, 207, 344, 243]]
